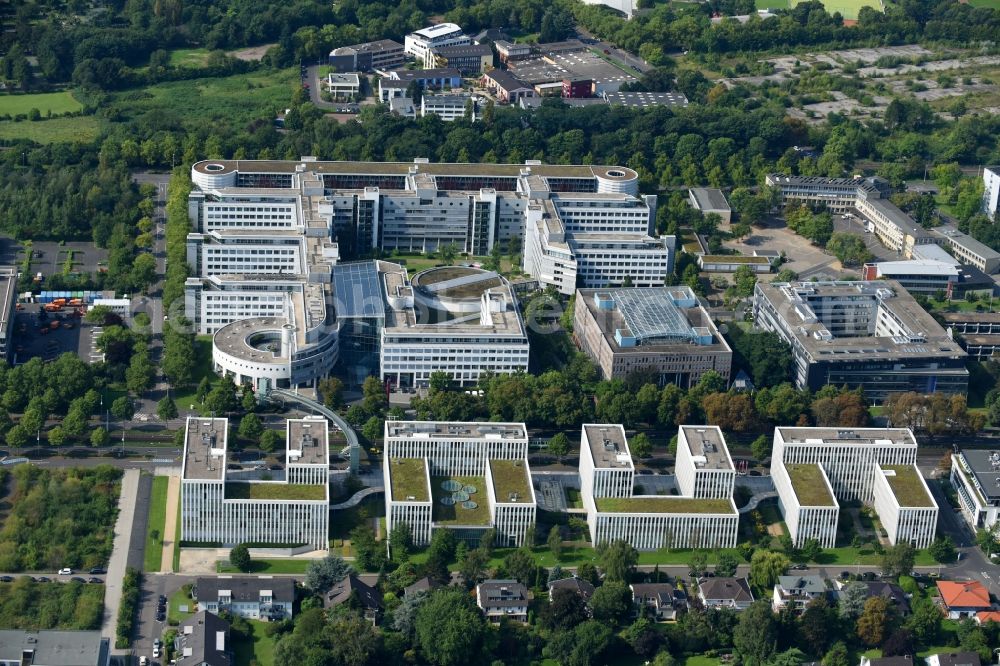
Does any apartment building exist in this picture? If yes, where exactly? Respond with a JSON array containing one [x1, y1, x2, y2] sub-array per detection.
[[581, 424, 739, 550], [771, 427, 937, 549], [180, 417, 329, 550], [950, 448, 1000, 532], [383, 421, 536, 547], [573, 287, 731, 386], [753, 280, 968, 401], [477, 580, 530, 623], [329, 39, 405, 72], [404, 23, 470, 64], [194, 577, 294, 620]]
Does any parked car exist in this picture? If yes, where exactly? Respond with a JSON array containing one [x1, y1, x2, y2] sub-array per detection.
[[89, 567, 105, 575], [71, 577, 86, 583], [0, 576, 13, 582], [839, 571, 850, 579], [88, 577, 103, 584], [34, 576, 50, 583], [58, 568, 72, 575], [791, 564, 808, 570], [158, 595, 167, 604]]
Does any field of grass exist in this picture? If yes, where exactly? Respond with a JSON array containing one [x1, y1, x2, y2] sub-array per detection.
[[0, 91, 83, 117], [143, 476, 169, 572], [754, 0, 880, 18], [233, 619, 276, 666], [169, 48, 211, 68], [168, 587, 195, 625], [217, 558, 311, 574], [968, 0, 1000, 7], [0, 116, 100, 144]]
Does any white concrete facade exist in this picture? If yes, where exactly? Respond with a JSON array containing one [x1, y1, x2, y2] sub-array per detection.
[[383, 421, 528, 476], [950, 450, 1000, 533], [580, 424, 634, 499], [404, 23, 470, 64], [588, 509, 738, 550], [772, 461, 839, 548], [872, 464, 938, 549], [675, 426, 736, 500], [984, 166, 1000, 218]]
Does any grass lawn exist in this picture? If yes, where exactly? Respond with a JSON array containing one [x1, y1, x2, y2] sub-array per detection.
[[233, 619, 276, 666], [169, 48, 211, 68], [217, 559, 311, 574], [565, 488, 584, 509], [173, 337, 218, 415], [0, 116, 100, 144], [754, 0, 880, 18], [143, 476, 169, 572], [685, 656, 722, 666], [168, 587, 195, 625], [0, 91, 83, 116], [968, 0, 1000, 7]]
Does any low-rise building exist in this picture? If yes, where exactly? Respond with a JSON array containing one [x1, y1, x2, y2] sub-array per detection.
[[950, 448, 1000, 532], [861, 260, 960, 296], [688, 188, 732, 224], [631, 583, 684, 620], [0, 266, 16, 362], [772, 575, 828, 613], [194, 577, 295, 621], [935, 581, 991, 619], [175, 611, 232, 666], [421, 93, 474, 121], [835, 580, 910, 616], [327, 72, 360, 101], [482, 69, 535, 104], [933, 226, 1000, 274], [926, 653, 982, 666], [388, 96, 417, 119], [698, 255, 772, 273], [404, 23, 470, 65], [378, 68, 462, 102], [494, 40, 533, 63], [431, 43, 492, 74], [326, 574, 383, 623], [0, 630, 111, 666], [329, 39, 405, 72], [603, 91, 689, 108], [477, 580, 529, 623], [698, 577, 754, 610], [549, 577, 595, 604], [862, 657, 914, 666], [573, 287, 732, 387]]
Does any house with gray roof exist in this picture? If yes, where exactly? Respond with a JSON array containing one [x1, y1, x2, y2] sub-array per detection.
[[0, 631, 110, 666], [772, 575, 828, 613], [175, 611, 232, 666], [194, 577, 295, 621]]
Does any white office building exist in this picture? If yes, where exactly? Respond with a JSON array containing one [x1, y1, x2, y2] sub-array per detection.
[[180, 417, 330, 550], [984, 166, 1000, 219], [421, 93, 475, 121], [950, 448, 1000, 532], [771, 427, 937, 549], [404, 23, 470, 65], [675, 426, 736, 500], [327, 72, 360, 100], [383, 421, 536, 547], [580, 424, 738, 551]]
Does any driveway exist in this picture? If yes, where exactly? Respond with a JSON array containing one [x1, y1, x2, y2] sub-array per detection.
[[103, 469, 141, 649]]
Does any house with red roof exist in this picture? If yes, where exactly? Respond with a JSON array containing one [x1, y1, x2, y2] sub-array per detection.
[[975, 610, 1000, 625], [935, 581, 991, 619]]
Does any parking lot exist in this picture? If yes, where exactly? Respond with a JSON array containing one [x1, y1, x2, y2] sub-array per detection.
[[12, 302, 103, 365], [133, 574, 196, 665]]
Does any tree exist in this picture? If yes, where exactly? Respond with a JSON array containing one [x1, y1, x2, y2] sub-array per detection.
[[438, 242, 459, 265], [241, 389, 256, 413], [414, 589, 489, 666], [827, 232, 871, 266], [125, 351, 155, 395], [749, 550, 789, 594], [318, 377, 343, 409], [457, 547, 489, 588], [111, 396, 134, 421], [688, 551, 708, 578], [195, 377, 212, 404], [799, 596, 835, 653], [390, 521, 413, 557], [880, 542, 915, 577], [547, 525, 563, 560], [857, 596, 893, 647], [907, 596, 941, 645], [731, 265, 758, 299], [91, 427, 109, 447], [259, 429, 280, 453], [547, 432, 570, 460], [362, 376, 386, 413], [229, 544, 251, 572], [630, 432, 653, 458], [238, 413, 263, 441], [501, 549, 535, 584], [801, 538, 822, 563], [47, 426, 66, 446], [156, 396, 178, 421], [882, 628, 915, 657], [204, 378, 237, 415], [591, 580, 632, 626], [975, 525, 998, 557], [751, 434, 771, 461], [839, 582, 869, 619], [599, 539, 638, 582], [823, 642, 849, 666], [929, 536, 956, 563], [304, 555, 351, 594], [715, 552, 739, 577], [350, 525, 384, 572], [540, 587, 589, 631], [733, 600, 778, 666], [362, 416, 382, 443]]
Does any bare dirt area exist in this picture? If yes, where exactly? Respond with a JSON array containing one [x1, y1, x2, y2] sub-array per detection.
[[227, 44, 275, 61]]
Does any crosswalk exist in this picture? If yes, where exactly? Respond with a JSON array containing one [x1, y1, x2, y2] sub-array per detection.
[[89, 326, 105, 363]]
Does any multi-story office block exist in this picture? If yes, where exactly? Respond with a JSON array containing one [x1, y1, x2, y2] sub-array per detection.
[[872, 464, 938, 549], [180, 417, 329, 550], [404, 23, 470, 65], [675, 426, 736, 499], [984, 166, 1000, 219], [430, 43, 492, 74], [421, 93, 475, 121], [0, 267, 16, 362], [950, 448, 1000, 532], [580, 424, 738, 551], [753, 281, 968, 401], [573, 287, 731, 387], [329, 39, 405, 72], [383, 421, 536, 547], [771, 427, 937, 548]]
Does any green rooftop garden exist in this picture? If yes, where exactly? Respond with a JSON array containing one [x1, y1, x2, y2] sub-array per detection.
[[489, 459, 532, 503], [786, 464, 836, 507], [389, 458, 429, 502], [226, 482, 326, 501], [431, 476, 492, 525], [882, 465, 934, 507], [594, 496, 734, 514]]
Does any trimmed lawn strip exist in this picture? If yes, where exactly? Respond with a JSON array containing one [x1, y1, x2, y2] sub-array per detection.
[[217, 558, 311, 574], [0, 91, 83, 116], [143, 476, 169, 572]]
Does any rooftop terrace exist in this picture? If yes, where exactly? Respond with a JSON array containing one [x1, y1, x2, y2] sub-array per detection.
[[389, 458, 430, 502], [594, 496, 734, 514], [225, 482, 326, 501], [431, 476, 491, 525], [880, 465, 934, 507], [786, 464, 835, 507], [489, 459, 532, 504]]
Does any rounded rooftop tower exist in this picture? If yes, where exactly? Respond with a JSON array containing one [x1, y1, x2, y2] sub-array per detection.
[[191, 160, 237, 190], [593, 166, 639, 196]]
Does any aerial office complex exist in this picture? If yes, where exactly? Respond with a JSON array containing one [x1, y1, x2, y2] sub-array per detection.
[[188, 158, 667, 387], [753, 280, 968, 401], [950, 447, 1000, 533], [403, 23, 470, 65], [771, 427, 937, 549], [328, 39, 405, 72], [573, 286, 732, 386], [180, 416, 330, 550], [382, 421, 536, 547], [580, 424, 738, 550]]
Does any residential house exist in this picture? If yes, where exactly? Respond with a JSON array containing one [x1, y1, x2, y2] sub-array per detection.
[[860, 657, 913, 666], [926, 652, 982, 666], [548, 577, 595, 604], [772, 575, 828, 613], [476, 579, 530, 623], [698, 577, 754, 611], [976, 610, 1000, 625], [175, 611, 232, 666], [326, 574, 384, 624], [404, 577, 443, 598], [194, 577, 295, 621], [935, 581, 991, 619], [482, 70, 535, 104], [631, 583, 685, 621], [835, 580, 911, 616]]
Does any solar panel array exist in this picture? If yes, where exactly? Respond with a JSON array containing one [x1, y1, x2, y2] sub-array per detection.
[[613, 288, 695, 344], [331, 261, 386, 319]]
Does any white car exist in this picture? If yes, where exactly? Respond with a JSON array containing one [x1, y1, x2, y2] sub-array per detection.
[[58, 568, 72, 575], [152, 646, 161, 658], [139, 657, 148, 666]]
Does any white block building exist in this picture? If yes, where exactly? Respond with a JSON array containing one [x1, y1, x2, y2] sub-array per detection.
[[984, 166, 1000, 219], [383, 421, 536, 547], [580, 424, 738, 551], [675, 425, 735, 499], [421, 93, 474, 121], [772, 461, 839, 548], [872, 464, 938, 549], [180, 417, 329, 550], [404, 23, 470, 65], [950, 448, 1000, 533]]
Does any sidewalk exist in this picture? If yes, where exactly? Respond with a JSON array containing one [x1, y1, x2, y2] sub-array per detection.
[[160, 474, 180, 573], [103, 469, 140, 649]]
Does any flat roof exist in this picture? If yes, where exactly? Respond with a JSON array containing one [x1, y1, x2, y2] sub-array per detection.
[[386, 421, 527, 440], [286, 418, 328, 466], [0, 631, 109, 666], [777, 427, 917, 447], [689, 188, 731, 212], [604, 91, 689, 107], [880, 465, 934, 507], [410, 22, 464, 39], [700, 255, 770, 264], [680, 426, 732, 471], [957, 449, 1000, 501], [213, 317, 292, 365], [489, 459, 532, 503], [331, 39, 403, 56], [0, 267, 14, 337], [332, 261, 385, 319], [935, 225, 1000, 261], [595, 496, 735, 514], [431, 43, 492, 57], [431, 475, 491, 524], [328, 72, 360, 84], [225, 482, 326, 501], [389, 458, 430, 502], [939, 311, 1000, 324], [786, 464, 835, 506], [183, 417, 228, 481], [584, 424, 633, 469]]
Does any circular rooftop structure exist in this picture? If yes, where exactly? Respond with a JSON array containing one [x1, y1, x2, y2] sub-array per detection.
[[191, 160, 238, 189], [411, 266, 506, 315]]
